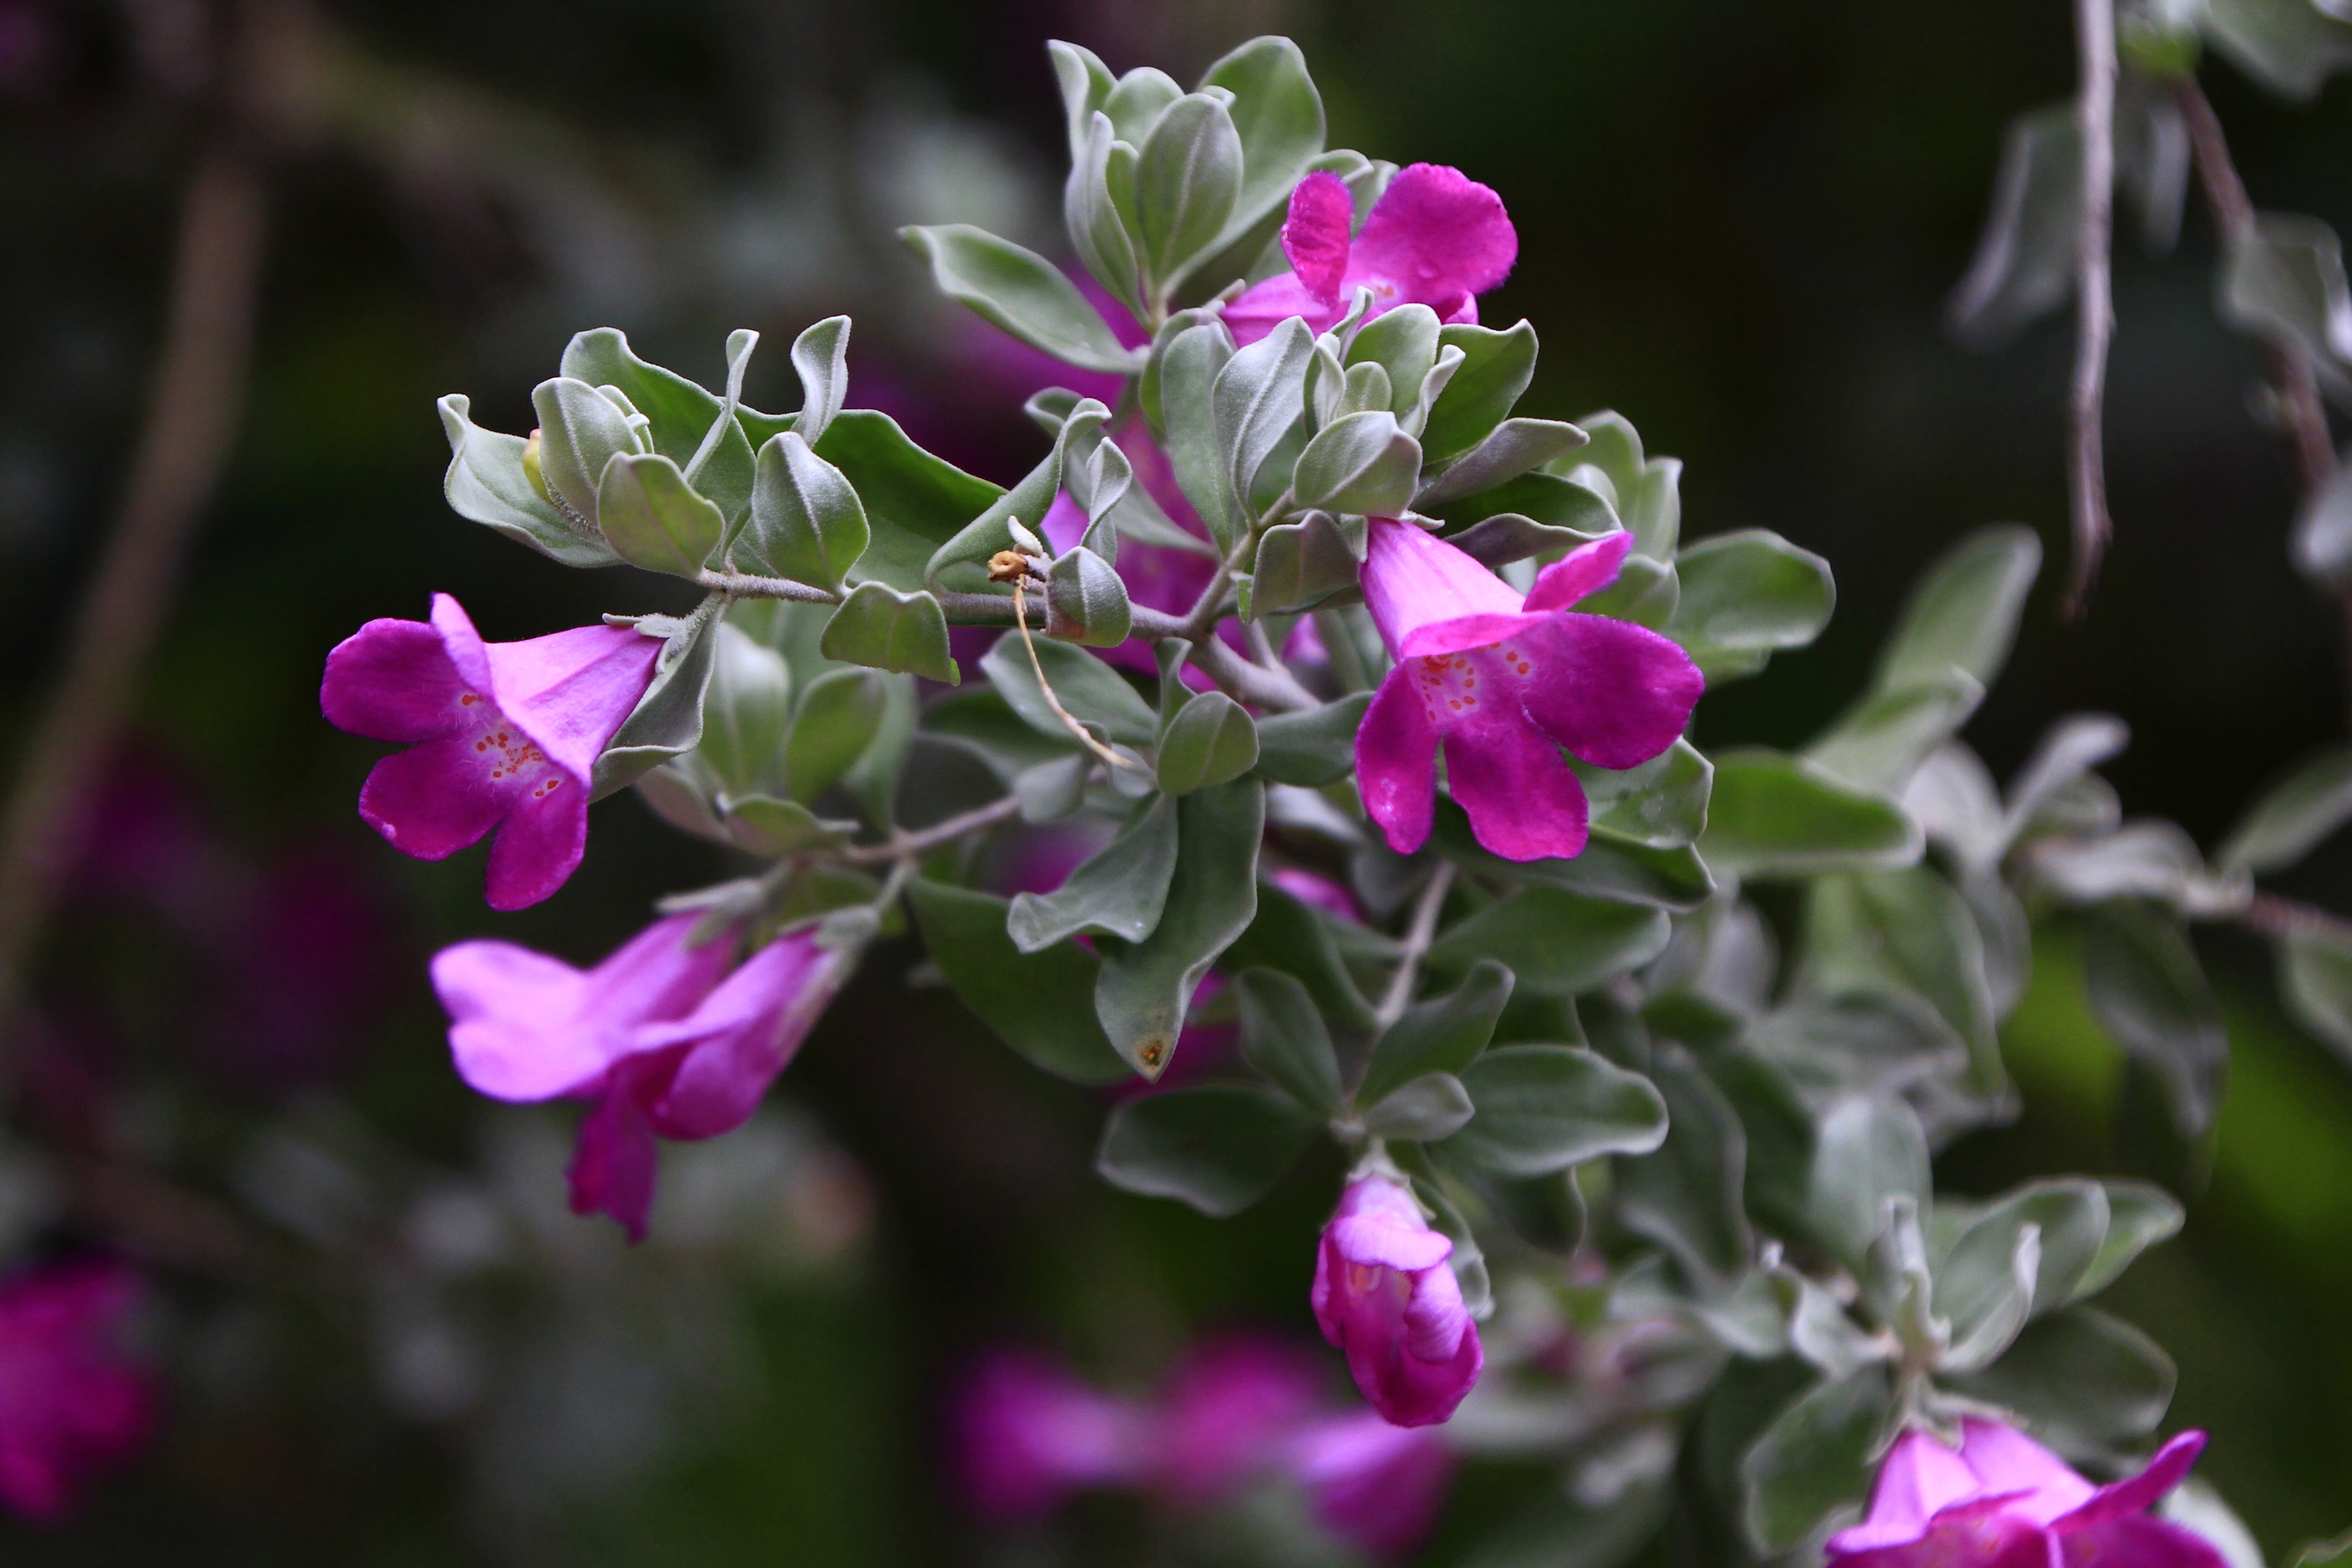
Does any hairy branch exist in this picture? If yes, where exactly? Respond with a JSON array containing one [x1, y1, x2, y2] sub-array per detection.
[[837, 794, 1026, 866], [1374, 862, 1458, 1032], [2062, 0, 2117, 621], [0, 145, 269, 1047]]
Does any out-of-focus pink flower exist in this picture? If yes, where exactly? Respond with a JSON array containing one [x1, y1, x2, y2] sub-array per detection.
[[950, 1350, 1153, 1521], [1223, 166, 1517, 346], [1356, 525, 1702, 863], [432, 917, 845, 1240], [1155, 1334, 1325, 1504], [322, 595, 660, 910], [1267, 866, 1363, 923], [203, 847, 393, 1091], [1312, 1174, 1482, 1427], [1287, 1411, 1455, 1560], [0, 1260, 158, 1523], [1827, 1421, 2218, 1568]]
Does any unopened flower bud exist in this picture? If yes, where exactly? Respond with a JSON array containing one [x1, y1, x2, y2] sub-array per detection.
[[522, 428, 552, 505]]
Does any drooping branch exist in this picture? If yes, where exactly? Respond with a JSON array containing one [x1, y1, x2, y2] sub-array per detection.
[[1373, 862, 1458, 1032], [2062, 0, 2118, 621], [0, 144, 269, 1050]]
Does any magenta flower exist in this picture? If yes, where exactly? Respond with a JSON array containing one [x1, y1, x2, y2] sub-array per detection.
[[1828, 1420, 2220, 1568], [1222, 164, 1516, 346], [1355, 523, 1703, 863], [1267, 865, 1363, 923], [1154, 1334, 1325, 1504], [949, 1350, 1153, 1522], [1312, 1174, 1483, 1427], [0, 1260, 159, 1523], [1287, 1412, 1455, 1560], [322, 595, 661, 910], [431, 916, 842, 1240]]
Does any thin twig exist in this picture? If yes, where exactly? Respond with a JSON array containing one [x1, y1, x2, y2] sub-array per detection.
[[836, 794, 1024, 865], [1374, 862, 1457, 1031], [2239, 890, 2352, 945], [2063, 0, 2118, 621], [0, 145, 268, 1048], [1010, 578, 1147, 772]]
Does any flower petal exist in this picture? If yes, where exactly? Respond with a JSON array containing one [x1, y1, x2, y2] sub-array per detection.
[[1289, 1414, 1455, 1559], [356, 734, 513, 862], [567, 1069, 663, 1242], [640, 932, 834, 1138], [2052, 1432, 2205, 1535], [581, 912, 738, 1025], [1348, 163, 1516, 307], [2059, 1516, 2230, 1568], [483, 773, 587, 911], [1354, 1307, 1481, 1428], [432, 941, 594, 1100], [1828, 1428, 1993, 1554], [1514, 613, 1704, 770], [1357, 668, 1437, 855], [1330, 1212, 1453, 1274], [1442, 714, 1593, 862], [1281, 171, 1355, 306], [1222, 273, 1341, 346], [321, 618, 467, 741], [428, 593, 495, 693], [1362, 518, 1526, 656], [1955, 1419, 2096, 1528], [486, 623, 662, 782], [1524, 531, 1633, 613], [1398, 611, 1552, 661]]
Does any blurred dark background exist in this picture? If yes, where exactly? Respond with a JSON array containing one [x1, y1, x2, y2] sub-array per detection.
[[0, 0, 2346, 1560]]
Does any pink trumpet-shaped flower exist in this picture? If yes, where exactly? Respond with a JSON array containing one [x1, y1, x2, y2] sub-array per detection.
[[1155, 1334, 1325, 1504], [431, 916, 843, 1240], [0, 1260, 159, 1523], [950, 1351, 1153, 1521], [1355, 523, 1703, 863], [1828, 1421, 2221, 1568], [1311, 1175, 1483, 1427], [1222, 165, 1517, 346], [1288, 1411, 1457, 1560], [322, 595, 660, 910]]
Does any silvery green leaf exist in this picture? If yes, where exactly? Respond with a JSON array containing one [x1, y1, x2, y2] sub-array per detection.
[[1935, 1221, 2039, 1375], [2004, 713, 2131, 839], [926, 400, 1111, 588], [1364, 1071, 1477, 1141], [1158, 320, 1242, 550], [908, 879, 1129, 1085], [1875, 525, 2042, 695], [2083, 901, 2227, 1138], [790, 316, 851, 447], [1101, 65, 1183, 144], [837, 670, 915, 830], [592, 604, 722, 798], [1358, 959, 1512, 1108], [735, 432, 868, 592], [1008, 795, 1179, 952], [719, 795, 855, 857], [562, 329, 758, 523], [1428, 888, 1670, 995], [979, 632, 1158, 746], [1440, 512, 1617, 571], [1251, 692, 1373, 786], [1667, 528, 1835, 681], [634, 756, 727, 843], [1046, 40, 1115, 163], [1156, 691, 1258, 795], [1747, 992, 1969, 1103], [2220, 211, 2352, 387], [1799, 868, 2008, 1110], [1444, 1046, 1667, 1175], [1095, 780, 1263, 1078], [1905, 743, 2009, 871], [531, 376, 639, 530], [595, 452, 725, 578], [1290, 409, 1420, 515], [798, 410, 1003, 594], [1776, 1267, 1892, 1381], [818, 581, 957, 684], [1046, 546, 1132, 648], [1805, 669, 1985, 796], [1423, 321, 1538, 463], [696, 622, 792, 798], [1065, 111, 1144, 319], [1563, 738, 1713, 851], [1189, 37, 1324, 281], [1251, 510, 1364, 615], [2201, 0, 2352, 102], [1134, 92, 1243, 290], [2218, 744, 2352, 873], [1235, 967, 1342, 1116], [1944, 1306, 2174, 1455], [1417, 418, 1588, 507], [1346, 305, 1441, 417], [1013, 753, 1090, 823], [1740, 1368, 1898, 1554], [1946, 104, 2082, 346], [1097, 1085, 1316, 1215], [1213, 317, 1315, 518], [2030, 821, 2248, 916], [785, 667, 886, 806], [1937, 1179, 2110, 1320], [1566, 411, 1680, 558], [2073, 1180, 2185, 1300], [1575, 552, 1679, 628], [1431, 802, 1714, 914], [900, 224, 1146, 375], [1402, 345, 1466, 439], [1698, 749, 1922, 878], [1805, 1095, 1931, 1270], [436, 395, 616, 566], [2279, 923, 2352, 1068], [1617, 1050, 1753, 1291]]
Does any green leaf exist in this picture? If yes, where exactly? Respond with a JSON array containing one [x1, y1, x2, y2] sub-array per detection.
[[1568, 411, 1681, 558], [436, 395, 616, 566], [1465, 1166, 1588, 1258], [1617, 1051, 1754, 1289], [1805, 670, 1986, 795], [1698, 748, 1922, 878], [1874, 525, 2041, 696], [1946, 104, 2083, 346], [819, 581, 957, 684], [1008, 796, 1179, 952], [1746, 992, 1969, 1101], [1574, 738, 1715, 849], [1363, 1072, 1477, 1140], [789, 315, 851, 446], [735, 432, 869, 592], [1418, 324, 1538, 465], [899, 224, 1146, 375], [1134, 91, 1243, 287], [1668, 528, 1835, 678], [2004, 713, 2131, 837], [1251, 510, 1363, 615], [1235, 968, 1342, 1116], [2221, 211, 2352, 387], [596, 452, 725, 577], [1065, 112, 1144, 320], [1427, 886, 1671, 995], [1937, 1179, 2110, 1323], [2083, 901, 2226, 1138], [1102, 66, 1183, 143], [1156, 691, 1259, 794], [1739, 1367, 1897, 1554], [979, 632, 1159, 748], [907, 881, 1129, 1085], [531, 376, 641, 528], [1222, 875, 1377, 1030], [592, 608, 722, 798], [2202, 0, 2352, 100], [838, 670, 917, 831], [1095, 1085, 1316, 1216], [1253, 693, 1372, 785], [560, 329, 757, 523], [1045, 545, 1132, 648], [696, 622, 792, 797], [796, 411, 1003, 594], [1213, 317, 1314, 520], [2073, 1180, 2185, 1300], [1344, 304, 1439, 412], [1047, 41, 1114, 163], [1418, 418, 1587, 507], [1157, 321, 1241, 550], [1800, 867, 2007, 1109], [1359, 959, 1513, 1108], [926, 401, 1111, 590], [1945, 1306, 2174, 1455], [2218, 745, 2352, 874], [720, 795, 854, 857], [1095, 780, 1264, 1078], [1428, 801, 1714, 913], [1444, 1045, 1667, 1176], [1291, 409, 1421, 515], [1424, 468, 1619, 536], [1193, 36, 1324, 270], [1804, 1094, 1931, 1270], [786, 668, 887, 805], [2280, 924, 2352, 1068]]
